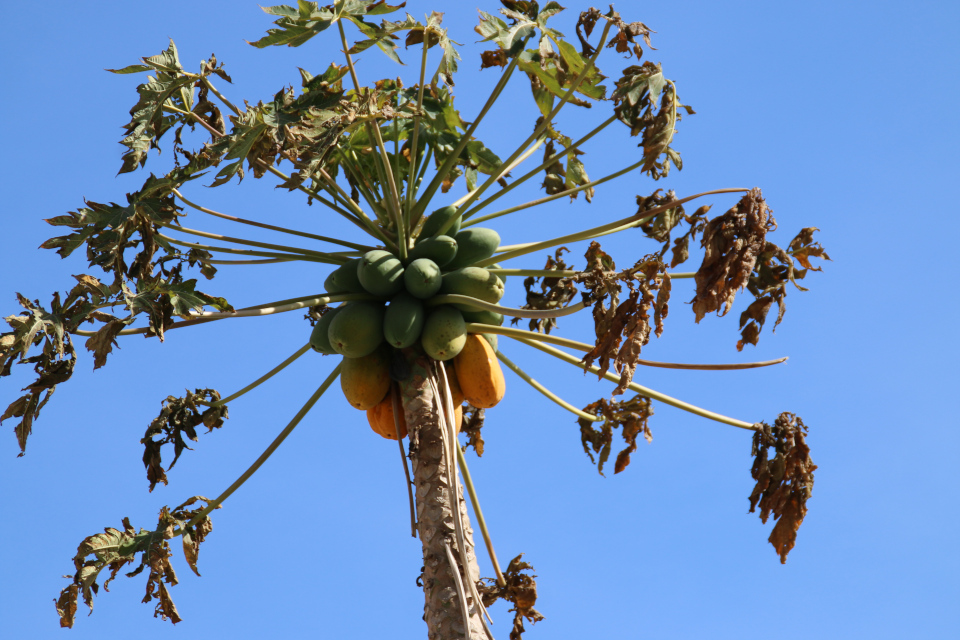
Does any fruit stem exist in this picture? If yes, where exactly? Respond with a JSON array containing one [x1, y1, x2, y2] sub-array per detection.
[[496, 350, 601, 422], [461, 114, 619, 223], [474, 188, 750, 268], [176, 363, 342, 532], [511, 336, 758, 430], [208, 344, 311, 407], [172, 189, 371, 251], [449, 21, 614, 226]]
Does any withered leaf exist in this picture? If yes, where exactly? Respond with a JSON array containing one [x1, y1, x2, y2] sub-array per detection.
[[478, 554, 544, 640], [141, 389, 228, 491], [691, 188, 773, 322], [578, 394, 653, 475], [460, 404, 485, 456], [748, 413, 817, 563], [512, 247, 578, 334]]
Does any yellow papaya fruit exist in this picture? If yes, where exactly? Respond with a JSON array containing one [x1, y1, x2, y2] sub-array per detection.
[[444, 362, 465, 406], [340, 348, 391, 410], [454, 402, 463, 434], [366, 388, 408, 440], [453, 334, 505, 409]]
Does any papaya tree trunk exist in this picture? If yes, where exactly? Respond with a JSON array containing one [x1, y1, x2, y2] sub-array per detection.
[[400, 350, 486, 640]]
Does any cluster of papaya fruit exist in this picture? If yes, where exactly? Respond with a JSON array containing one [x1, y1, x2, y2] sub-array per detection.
[[309, 206, 507, 439]]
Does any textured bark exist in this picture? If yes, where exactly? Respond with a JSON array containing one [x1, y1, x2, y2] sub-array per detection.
[[400, 350, 485, 640]]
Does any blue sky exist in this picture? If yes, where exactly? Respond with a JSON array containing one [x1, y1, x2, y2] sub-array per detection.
[[1, 1, 958, 638]]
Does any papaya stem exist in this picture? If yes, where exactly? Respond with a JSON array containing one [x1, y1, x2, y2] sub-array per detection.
[[160, 223, 353, 263], [486, 268, 696, 280], [510, 336, 758, 430], [466, 158, 645, 227], [405, 39, 430, 220], [340, 150, 391, 223], [450, 21, 613, 226], [196, 257, 295, 265], [496, 350, 600, 422], [461, 115, 618, 222], [411, 47, 526, 228], [392, 386, 417, 538], [455, 445, 506, 588], [210, 344, 311, 407], [198, 76, 240, 116], [370, 122, 408, 260], [157, 233, 337, 263], [172, 189, 371, 251], [475, 188, 750, 268], [428, 295, 586, 319], [176, 363, 342, 532]]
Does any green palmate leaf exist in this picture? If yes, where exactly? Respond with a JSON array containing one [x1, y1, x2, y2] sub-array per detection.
[[476, 9, 536, 56], [404, 12, 460, 85], [250, 1, 406, 50], [348, 13, 420, 65]]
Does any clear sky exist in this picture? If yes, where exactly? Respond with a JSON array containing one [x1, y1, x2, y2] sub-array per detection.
[[1, 1, 957, 638]]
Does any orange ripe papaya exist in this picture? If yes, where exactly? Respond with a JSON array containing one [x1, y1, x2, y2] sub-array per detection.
[[443, 362, 465, 406], [454, 402, 463, 434], [453, 334, 505, 409], [366, 389, 408, 440], [340, 348, 391, 410]]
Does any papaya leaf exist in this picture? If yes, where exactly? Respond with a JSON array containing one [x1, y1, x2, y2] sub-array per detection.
[[578, 394, 653, 475], [141, 389, 228, 492], [460, 404, 485, 456], [511, 247, 577, 334], [478, 554, 544, 640], [749, 413, 817, 563]]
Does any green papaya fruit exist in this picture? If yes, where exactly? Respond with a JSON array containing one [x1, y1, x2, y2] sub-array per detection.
[[323, 259, 364, 294], [421, 305, 467, 361], [407, 235, 458, 267], [383, 292, 425, 349], [480, 333, 498, 353], [328, 301, 386, 358], [419, 205, 461, 239], [461, 309, 504, 326], [357, 250, 404, 297], [404, 258, 443, 299], [440, 267, 505, 311], [444, 228, 500, 270], [310, 305, 343, 354]]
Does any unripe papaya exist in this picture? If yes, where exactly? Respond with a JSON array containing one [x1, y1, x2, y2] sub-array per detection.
[[440, 267, 505, 311], [310, 306, 343, 354], [340, 348, 391, 410], [357, 250, 404, 297], [480, 333, 498, 353], [366, 388, 408, 440], [445, 228, 500, 270], [328, 301, 385, 358], [404, 258, 443, 299], [323, 259, 364, 294], [454, 334, 505, 409], [421, 305, 467, 361], [383, 292, 425, 349], [408, 235, 458, 267], [419, 205, 461, 239], [461, 309, 504, 326]]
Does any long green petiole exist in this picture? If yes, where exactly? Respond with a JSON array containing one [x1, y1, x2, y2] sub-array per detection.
[[429, 295, 586, 319], [455, 446, 506, 588], [198, 257, 295, 265], [511, 336, 757, 430], [410, 48, 526, 228], [466, 158, 645, 227], [488, 268, 696, 280], [405, 38, 430, 220], [179, 363, 342, 531], [370, 122, 408, 260], [448, 22, 614, 229], [460, 115, 618, 222], [475, 188, 749, 268], [172, 189, 370, 251], [158, 234, 334, 263], [210, 344, 311, 406], [468, 323, 787, 371], [161, 223, 353, 263], [496, 350, 601, 422]]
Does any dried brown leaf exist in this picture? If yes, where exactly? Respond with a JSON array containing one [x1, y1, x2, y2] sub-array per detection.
[[511, 247, 578, 334], [460, 404, 485, 456], [579, 394, 653, 475], [748, 413, 817, 563], [478, 554, 544, 640]]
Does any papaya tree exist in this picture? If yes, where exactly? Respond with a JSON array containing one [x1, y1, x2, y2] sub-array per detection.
[[1, 2, 827, 637]]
